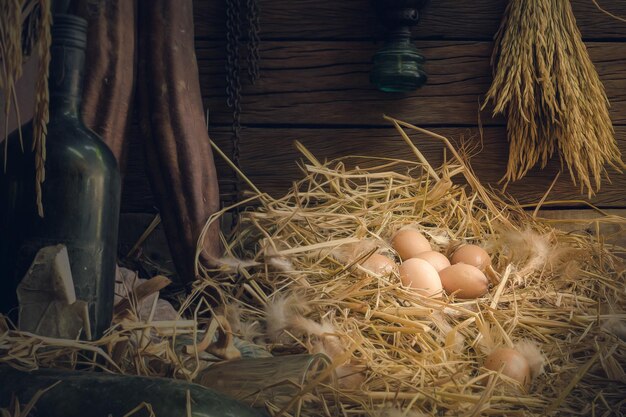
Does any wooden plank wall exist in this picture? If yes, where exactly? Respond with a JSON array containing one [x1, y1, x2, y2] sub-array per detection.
[[123, 0, 626, 214]]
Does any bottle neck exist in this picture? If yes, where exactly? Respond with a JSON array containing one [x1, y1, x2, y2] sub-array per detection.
[[48, 37, 86, 119]]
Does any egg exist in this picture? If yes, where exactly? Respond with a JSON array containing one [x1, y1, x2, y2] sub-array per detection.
[[391, 229, 432, 260], [438, 263, 488, 299], [450, 244, 491, 271], [414, 251, 451, 272], [484, 348, 532, 390], [398, 258, 442, 297], [360, 253, 396, 275]]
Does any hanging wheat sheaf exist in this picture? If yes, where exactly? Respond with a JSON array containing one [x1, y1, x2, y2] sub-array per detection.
[[484, 0, 624, 196], [1, 0, 52, 216]]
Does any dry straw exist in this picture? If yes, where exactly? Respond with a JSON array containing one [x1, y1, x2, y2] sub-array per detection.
[[1, 119, 625, 416], [484, 0, 624, 197], [193, 117, 625, 416]]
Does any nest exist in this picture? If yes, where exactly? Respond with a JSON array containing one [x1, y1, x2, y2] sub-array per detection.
[[1, 118, 625, 416]]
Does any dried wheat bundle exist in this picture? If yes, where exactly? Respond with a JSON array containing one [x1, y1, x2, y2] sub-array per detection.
[[1, 0, 51, 215], [484, 0, 624, 196]]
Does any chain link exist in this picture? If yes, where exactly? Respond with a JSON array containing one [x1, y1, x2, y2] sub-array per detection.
[[225, 0, 260, 228], [225, 0, 242, 174], [225, 0, 241, 229], [225, 0, 260, 210], [245, 0, 260, 83]]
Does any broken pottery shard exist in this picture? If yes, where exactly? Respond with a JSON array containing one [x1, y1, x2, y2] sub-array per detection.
[[18, 245, 76, 304], [17, 245, 89, 339]]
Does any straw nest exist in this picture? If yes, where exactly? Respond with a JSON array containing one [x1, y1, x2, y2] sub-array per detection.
[[1, 118, 625, 416]]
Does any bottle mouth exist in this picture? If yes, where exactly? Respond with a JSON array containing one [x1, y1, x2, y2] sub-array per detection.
[[51, 14, 87, 49]]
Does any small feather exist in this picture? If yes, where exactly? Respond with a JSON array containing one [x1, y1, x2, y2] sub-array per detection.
[[514, 339, 546, 379], [331, 239, 379, 264], [208, 255, 259, 271], [264, 295, 309, 342], [268, 256, 295, 272]]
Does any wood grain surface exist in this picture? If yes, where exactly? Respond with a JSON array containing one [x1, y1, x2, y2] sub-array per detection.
[[122, 126, 626, 212], [198, 41, 626, 126], [193, 0, 626, 40], [120, 0, 626, 216]]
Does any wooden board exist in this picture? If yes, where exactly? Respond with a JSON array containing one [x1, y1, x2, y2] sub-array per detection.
[[198, 41, 626, 126], [535, 209, 626, 248], [118, 0, 626, 216], [122, 126, 626, 213], [193, 0, 626, 41]]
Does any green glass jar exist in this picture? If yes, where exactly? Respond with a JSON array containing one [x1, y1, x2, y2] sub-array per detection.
[[369, 0, 428, 92], [370, 38, 427, 92], [0, 14, 121, 339]]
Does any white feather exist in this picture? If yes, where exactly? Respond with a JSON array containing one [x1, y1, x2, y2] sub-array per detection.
[[208, 255, 259, 271], [423, 229, 451, 247], [239, 320, 263, 342], [488, 228, 578, 279], [268, 256, 295, 272], [514, 339, 546, 379], [330, 239, 379, 264], [261, 238, 296, 272], [264, 295, 309, 342], [222, 303, 243, 334]]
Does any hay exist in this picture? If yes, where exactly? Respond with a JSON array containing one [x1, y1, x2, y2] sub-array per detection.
[[1, 119, 625, 416], [483, 0, 625, 197], [196, 118, 625, 415]]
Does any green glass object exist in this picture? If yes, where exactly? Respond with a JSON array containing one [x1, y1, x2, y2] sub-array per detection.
[[0, 366, 267, 417], [370, 0, 428, 92], [370, 39, 427, 92], [0, 14, 121, 339]]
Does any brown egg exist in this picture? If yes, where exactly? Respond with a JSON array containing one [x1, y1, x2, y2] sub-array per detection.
[[438, 263, 488, 299], [360, 253, 396, 276], [484, 348, 531, 390], [415, 251, 451, 272], [450, 244, 491, 271], [398, 258, 442, 297], [391, 229, 432, 260]]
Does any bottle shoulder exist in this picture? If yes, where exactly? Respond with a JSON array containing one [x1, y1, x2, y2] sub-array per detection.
[[2, 118, 120, 179], [46, 118, 120, 172]]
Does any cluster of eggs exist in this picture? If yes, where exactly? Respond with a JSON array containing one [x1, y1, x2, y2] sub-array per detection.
[[358, 228, 537, 390], [382, 228, 492, 299]]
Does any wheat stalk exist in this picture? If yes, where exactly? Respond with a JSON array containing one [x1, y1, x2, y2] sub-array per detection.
[[1, 0, 51, 216], [484, 0, 624, 197]]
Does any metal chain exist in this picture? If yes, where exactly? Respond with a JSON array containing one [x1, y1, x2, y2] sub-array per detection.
[[245, 0, 260, 83], [225, 0, 260, 227], [225, 0, 242, 177]]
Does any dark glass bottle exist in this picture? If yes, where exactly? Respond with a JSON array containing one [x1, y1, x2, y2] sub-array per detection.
[[0, 14, 121, 339]]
